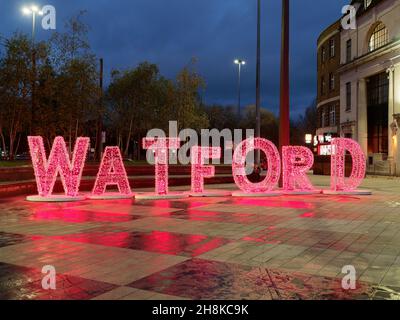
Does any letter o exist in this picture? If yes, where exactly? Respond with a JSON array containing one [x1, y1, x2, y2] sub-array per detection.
[[232, 138, 281, 193]]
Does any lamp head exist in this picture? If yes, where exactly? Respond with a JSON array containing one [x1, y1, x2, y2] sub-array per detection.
[[234, 59, 246, 65], [22, 7, 31, 15]]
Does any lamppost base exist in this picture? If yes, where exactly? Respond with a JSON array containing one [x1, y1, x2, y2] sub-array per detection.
[[187, 190, 232, 197], [322, 189, 372, 196], [232, 191, 282, 197], [26, 195, 86, 202], [86, 193, 135, 200], [283, 190, 322, 195], [135, 192, 189, 200]]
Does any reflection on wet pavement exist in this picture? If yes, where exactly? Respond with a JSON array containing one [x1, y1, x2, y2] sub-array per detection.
[[0, 262, 116, 300], [50, 230, 229, 257], [129, 259, 372, 300], [0, 193, 399, 299]]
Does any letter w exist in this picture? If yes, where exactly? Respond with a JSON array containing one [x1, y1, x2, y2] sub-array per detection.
[[28, 136, 89, 197]]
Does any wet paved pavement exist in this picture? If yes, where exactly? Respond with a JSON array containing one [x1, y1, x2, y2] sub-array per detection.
[[1, 186, 400, 300]]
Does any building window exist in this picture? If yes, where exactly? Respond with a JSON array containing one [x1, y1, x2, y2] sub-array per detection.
[[321, 108, 326, 128], [321, 76, 326, 96], [364, 0, 372, 9], [346, 39, 352, 62], [321, 47, 326, 63], [367, 72, 389, 107], [329, 73, 335, 91], [329, 38, 335, 58], [329, 105, 336, 126], [346, 82, 351, 111], [367, 72, 389, 154], [344, 132, 353, 139], [369, 22, 389, 52]]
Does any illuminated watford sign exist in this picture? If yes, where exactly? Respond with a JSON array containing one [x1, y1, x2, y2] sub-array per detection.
[[26, 135, 370, 202]]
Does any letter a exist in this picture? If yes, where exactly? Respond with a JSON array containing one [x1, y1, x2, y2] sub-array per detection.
[[92, 147, 132, 197]]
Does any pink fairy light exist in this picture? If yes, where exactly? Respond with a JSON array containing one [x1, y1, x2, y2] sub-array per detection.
[[143, 137, 180, 195], [191, 146, 221, 193], [28, 136, 89, 197], [92, 147, 132, 196], [331, 138, 366, 191], [232, 138, 281, 193], [282, 146, 315, 191]]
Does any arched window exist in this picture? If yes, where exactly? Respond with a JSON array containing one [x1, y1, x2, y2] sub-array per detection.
[[369, 22, 389, 52]]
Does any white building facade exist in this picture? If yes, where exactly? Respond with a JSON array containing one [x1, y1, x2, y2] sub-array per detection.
[[338, 0, 400, 174]]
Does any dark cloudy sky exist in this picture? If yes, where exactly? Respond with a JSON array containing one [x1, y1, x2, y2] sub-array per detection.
[[1, 0, 349, 119]]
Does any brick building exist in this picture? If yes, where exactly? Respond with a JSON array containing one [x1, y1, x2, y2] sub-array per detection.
[[316, 20, 341, 141]]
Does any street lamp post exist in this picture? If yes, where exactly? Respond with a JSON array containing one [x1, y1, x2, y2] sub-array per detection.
[[22, 5, 43, 135], [279, 0, 290, 152], [279, 0, 290, 187], [255, 0, 261, 166], [22, 5, 43, 43], [96, 58, 104, 161], [234, 59, 246, 118]]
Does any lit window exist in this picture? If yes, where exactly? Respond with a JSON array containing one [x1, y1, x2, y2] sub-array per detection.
[[321, 47, 326, 63], [346, 39, 352, 63], [329, 39, 335, 58], [346, 82, 352, 111], [321, 76, 326, 96], [329, 105, 336, 126], [369, 22, 389, 52], [329, 73, 335, 91]]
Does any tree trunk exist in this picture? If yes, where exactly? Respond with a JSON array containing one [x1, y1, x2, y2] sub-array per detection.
[[124, 116, 133, 157], [14, 133, 21, 157], [0, 131, 6, 160], [75, 119, 79, 142], [46, 137, 51, 151], [93, 125, 99, 161], [9, 108, 16, 160], [137, 134, 141, 161], [9, 133, 14, 161], [69, 116, 72, 155], [118, 133, 122, 150]]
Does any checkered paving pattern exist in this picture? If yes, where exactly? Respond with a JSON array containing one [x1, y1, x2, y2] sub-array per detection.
[[1, 192, 400, 300]]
